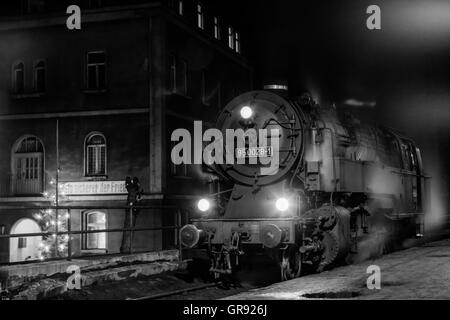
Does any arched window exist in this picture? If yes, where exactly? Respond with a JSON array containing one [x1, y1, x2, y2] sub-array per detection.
[[12, 136, 44, 195], [13, 61, 25, 94], [83, 211, 107, 250], [85, 133, 106, 176], [34, 60, 46, 93]]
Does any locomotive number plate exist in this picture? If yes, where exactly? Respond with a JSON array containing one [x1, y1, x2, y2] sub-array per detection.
[[236, 146, 273, 158]]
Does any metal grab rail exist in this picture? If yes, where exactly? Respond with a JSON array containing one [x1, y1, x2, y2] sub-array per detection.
[[0, 205, 185, 265]]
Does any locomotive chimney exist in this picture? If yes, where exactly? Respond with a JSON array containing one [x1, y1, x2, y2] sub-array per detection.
[[263, 77, 289, 97], [263, 84, 289, 91]]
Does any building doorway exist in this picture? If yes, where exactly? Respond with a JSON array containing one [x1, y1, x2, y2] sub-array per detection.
[[9, 218, 42, 263]]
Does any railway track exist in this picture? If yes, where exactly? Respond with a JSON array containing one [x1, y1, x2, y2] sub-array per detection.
[[126, 282, 224, 300]]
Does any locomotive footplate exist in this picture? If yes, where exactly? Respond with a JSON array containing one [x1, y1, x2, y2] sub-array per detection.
[[188, 217, 300, 247]]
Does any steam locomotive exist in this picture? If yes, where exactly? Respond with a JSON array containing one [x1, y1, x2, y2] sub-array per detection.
[[180, 86, 427, 281]]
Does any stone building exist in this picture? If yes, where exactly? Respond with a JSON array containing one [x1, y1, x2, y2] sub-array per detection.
[[0, 0, 252, 263]]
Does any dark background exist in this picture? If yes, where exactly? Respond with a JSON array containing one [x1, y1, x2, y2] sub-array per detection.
[[227, 0, 450, 227]]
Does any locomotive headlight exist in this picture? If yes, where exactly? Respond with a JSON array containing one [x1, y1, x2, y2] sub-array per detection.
[[240, 106, 253, 119], [275, 197, 289, 212], [197, 198, 211, 212]]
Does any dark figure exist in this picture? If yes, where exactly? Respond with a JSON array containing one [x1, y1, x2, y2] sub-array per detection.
[[120, 177, 143, 253]]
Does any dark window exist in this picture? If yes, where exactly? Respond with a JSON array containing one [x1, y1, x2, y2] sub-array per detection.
[[13, 62, 25, 94], [85, 134, 106, 176], [21, 0, 45, 14], [88, 0, 102, 9], [34, 60, 46, 93], [86, 51, 106, 90], [178, 60, 188, 95], [171, 142, 189, 177], [169, 54, 177, 92], [16, 136, 44, 153], [201, 70, 209, 105], [18, 237, 27, 249]]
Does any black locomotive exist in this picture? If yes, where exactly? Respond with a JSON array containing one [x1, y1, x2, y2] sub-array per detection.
[[180, 86, 428, 280]]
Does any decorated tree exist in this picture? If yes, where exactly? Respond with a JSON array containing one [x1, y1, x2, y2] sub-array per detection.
[[33, 180, 70, 260]]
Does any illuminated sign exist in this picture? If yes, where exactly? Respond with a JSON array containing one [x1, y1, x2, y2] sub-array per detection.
[[62, 181, 126, 195]]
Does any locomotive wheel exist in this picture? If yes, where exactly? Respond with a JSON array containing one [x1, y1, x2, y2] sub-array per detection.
[[280, 245, 302, 281]]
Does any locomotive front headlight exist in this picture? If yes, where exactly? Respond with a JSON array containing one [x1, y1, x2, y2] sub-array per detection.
[[240, 106, 253, 119], [275, 197, 289, 212], [197, 198, 211, 212]]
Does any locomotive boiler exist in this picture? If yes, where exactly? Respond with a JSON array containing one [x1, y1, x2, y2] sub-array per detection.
[[180, 86, 427, 280]]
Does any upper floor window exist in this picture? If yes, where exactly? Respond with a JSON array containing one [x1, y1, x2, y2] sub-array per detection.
[[169, 54, 177, 92], [21, 0, 45, 14], [197, 3, 204, 29], [33, 60, 46, 93], [169, 55, 188, 95], [228, 26, 235, 50], [214, 17, 221, 40], [88, 0, 102, 9], [179, 59, 188, 95], [235, 32, 241, 53], [85, 133, 107, 176], [201, 70, 209, 105], [170, 142, 190, 178], [86, 51, 106, 91], [178, 0, 184, 15], [13, 62, 25, 95]]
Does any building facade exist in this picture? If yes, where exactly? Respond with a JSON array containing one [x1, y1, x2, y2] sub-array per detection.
[[0, 0, 252, 263]]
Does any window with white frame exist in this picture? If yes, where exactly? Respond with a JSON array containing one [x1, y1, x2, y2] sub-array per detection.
[[214, 17, 221, 40], [85, 133, 106, 176], [83, 211, 106, 250], [13, 62, 25, 94], [86, 51, 106, 90], [228, 26, 235, 50], [34, 60, 46, 93], [197, 3, 204, 29]]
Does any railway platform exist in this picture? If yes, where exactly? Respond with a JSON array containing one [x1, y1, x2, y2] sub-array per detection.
[[225, 237, 450, 300]]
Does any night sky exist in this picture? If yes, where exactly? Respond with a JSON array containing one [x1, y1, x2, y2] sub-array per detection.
[[233, 0, 450, 226]]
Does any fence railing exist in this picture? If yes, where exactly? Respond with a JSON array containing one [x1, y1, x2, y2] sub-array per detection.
[[0, 204, 187, 265]]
